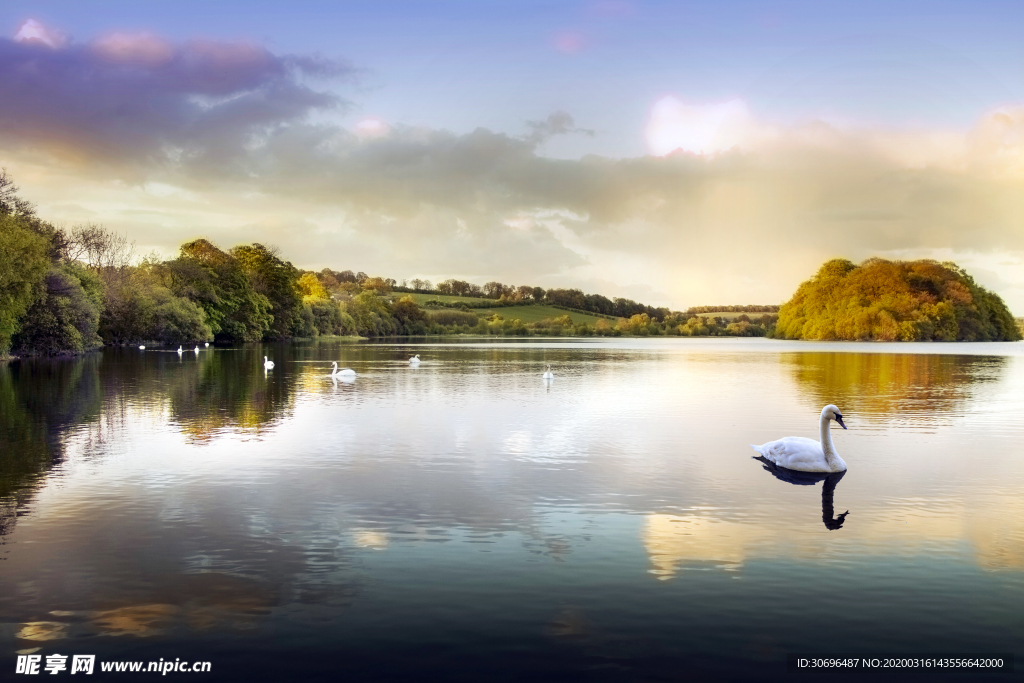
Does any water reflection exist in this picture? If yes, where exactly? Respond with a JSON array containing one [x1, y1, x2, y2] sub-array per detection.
[[15, 573, 278, 644], [754, 456, 849, 530], [783, 352, 1006, 423], [2, 340, 1023, 679], [166, 348, 295, 442], [0, 357, 101, 534], [643, 514, 751, 579]]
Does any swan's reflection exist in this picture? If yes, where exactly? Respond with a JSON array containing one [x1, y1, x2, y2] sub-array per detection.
[[753, 456, 849, 530]]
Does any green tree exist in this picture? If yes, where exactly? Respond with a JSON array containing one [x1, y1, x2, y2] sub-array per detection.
[[0, 214, 50, 354], [346, 291, 398, 336], [231, 244, 302, 339], [100, 263, 213, 344], [11, 262, 104, 355], [392, 295, 427, 334], [166, 239, 272, 342]]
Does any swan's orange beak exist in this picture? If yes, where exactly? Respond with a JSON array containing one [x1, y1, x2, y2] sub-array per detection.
[[835, 414, 847, 429]]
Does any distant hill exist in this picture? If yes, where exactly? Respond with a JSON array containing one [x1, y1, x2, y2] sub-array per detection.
[[774, 258, 1020, 342]]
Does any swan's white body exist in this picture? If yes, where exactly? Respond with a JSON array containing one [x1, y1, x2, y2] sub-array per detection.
[[751, 405, 848, 473], [263, 356, 275, 369], [542, 364, 554, 379], [194, 346, 199, 353], [331, 362, 356, 378], [177, 346, 183, 354], [409, 354, 420, 365], [139, 345, 145, 350], [205, 342, 209, 347]]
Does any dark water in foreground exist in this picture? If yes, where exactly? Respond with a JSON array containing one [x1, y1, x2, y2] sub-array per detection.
[[1, 338, 1023, 681]]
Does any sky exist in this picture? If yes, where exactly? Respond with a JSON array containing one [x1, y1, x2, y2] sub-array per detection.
[[1, 0, 1022, 311]]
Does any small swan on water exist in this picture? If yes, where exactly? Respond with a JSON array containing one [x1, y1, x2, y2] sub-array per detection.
[[750, 405, 848, 473], [409, 354, 421, 365], [263, 356, 275, 370], [139, 345, 145, 350], [542, 364, 554, 379], [194, 346, 199, 353], [205, 342, 209, 347], [331, 362, 356, 378], [177, 346, 183, 354]]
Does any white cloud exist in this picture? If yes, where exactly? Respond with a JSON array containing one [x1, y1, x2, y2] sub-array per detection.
[[14, 19, 69, 49], [646, 97, 765, 156]]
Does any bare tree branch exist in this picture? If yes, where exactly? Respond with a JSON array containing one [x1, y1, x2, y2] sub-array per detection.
[[0, 168, 36, 218]]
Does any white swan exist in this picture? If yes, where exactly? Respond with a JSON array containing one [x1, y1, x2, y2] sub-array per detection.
[[139, 345, 145, 350], [177, 346, 183, 354], [750, 405, 848, 473], [542, 364, 554, 379], [409, 354, 421, 365], [194, 346, 199, 353], [204, 342, 209, 347], [263, 356, 275, 369], [331, 361, 356, 378]]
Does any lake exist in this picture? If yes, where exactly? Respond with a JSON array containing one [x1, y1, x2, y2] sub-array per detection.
[[2, 338, 1022, 681]]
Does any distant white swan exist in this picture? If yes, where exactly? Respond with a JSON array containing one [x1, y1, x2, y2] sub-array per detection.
[[409, 354, 421, 365], [263, 356, 275, 369], [542, 364, 554, 379], [331, 361, 356, 378], [751, 405, 848, 473], [194, 346, 199, 353], [139, 345, 145, 350], [204, 342, 209, 347], [177, 346, 183, 354]]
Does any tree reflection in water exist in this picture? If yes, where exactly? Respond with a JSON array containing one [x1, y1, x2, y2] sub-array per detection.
[[783, 352, 1006, 425], [0, 346, 297, 536], [0, 356, 101, 535], [753, 456, 850, 530]]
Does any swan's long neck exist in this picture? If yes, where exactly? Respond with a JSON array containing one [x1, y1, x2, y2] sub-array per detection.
[[819, 411, 840, 470]]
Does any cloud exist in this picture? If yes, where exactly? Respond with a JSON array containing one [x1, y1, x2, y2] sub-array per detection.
[[523, 111, 595, 147], [0, 21, 351, 175], [646, 97, 765, 155], [2, 23, 1023, 309], [14, 19, 69, 49]]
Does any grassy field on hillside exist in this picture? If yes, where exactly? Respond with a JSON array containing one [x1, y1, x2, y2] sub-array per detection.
[[695, 311, 775, 320], [398, 292, 484, 305], [395, 293, 604, 325], [469, 305, 604, 325]]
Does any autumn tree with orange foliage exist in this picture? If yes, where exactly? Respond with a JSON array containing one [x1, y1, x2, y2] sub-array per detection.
[[775, 258, 1020, 342]]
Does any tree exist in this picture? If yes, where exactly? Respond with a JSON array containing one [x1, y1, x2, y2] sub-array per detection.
[[361, 276, 392, 294], [392, 295, 427, 334], [345, 290, 398, 336], [484, 281, 507, 299], [775, 258, 1021, 342], [231, 243, 302, 340], [11, 263, 104, 355], [166, 239, 272, 342], [0, 215, 50, 353], [0, 168, 35, 218], [99, 263, 213, 345], [297, 272, 329, 302]]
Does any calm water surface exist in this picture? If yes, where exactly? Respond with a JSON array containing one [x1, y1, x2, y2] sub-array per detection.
[[2, 338, 1023, 681]]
